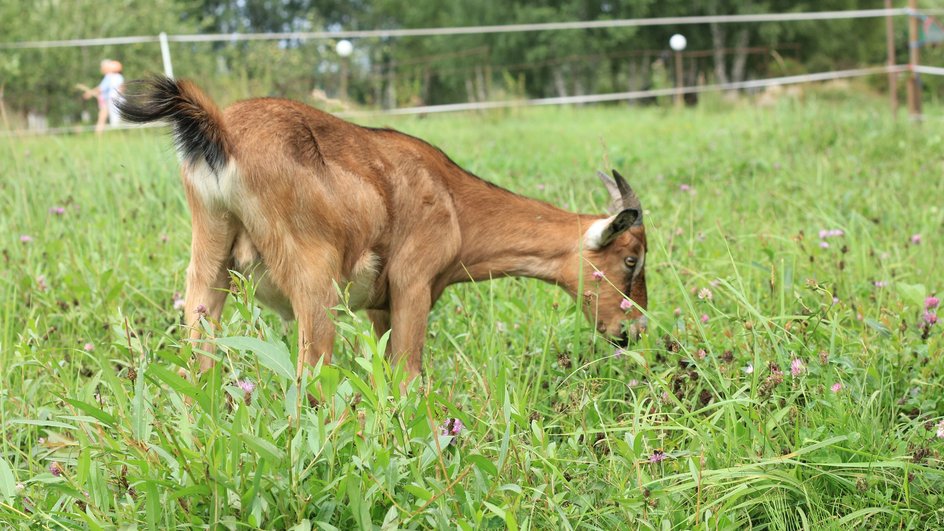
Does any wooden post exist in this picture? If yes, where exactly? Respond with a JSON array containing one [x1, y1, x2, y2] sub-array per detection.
[[907, 0, 922, 118], [674, 50, 684, 107], [339, 58, 349, 101], [886, 0, 899, 116]]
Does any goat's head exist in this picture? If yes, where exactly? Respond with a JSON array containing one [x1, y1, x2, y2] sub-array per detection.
[[579, 169, 648, 345]]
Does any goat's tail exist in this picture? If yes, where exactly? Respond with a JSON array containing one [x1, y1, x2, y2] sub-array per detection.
[[118, 76, 231, 172]]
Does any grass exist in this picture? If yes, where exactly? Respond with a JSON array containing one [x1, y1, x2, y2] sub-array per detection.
[[1, 91, 943, 529]]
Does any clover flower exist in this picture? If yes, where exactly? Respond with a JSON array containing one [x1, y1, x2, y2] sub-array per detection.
[[440, 418, 465, 446], [790, 358, 805, 377], [923, 312, 938, 327], [237, 379, 255, 394]]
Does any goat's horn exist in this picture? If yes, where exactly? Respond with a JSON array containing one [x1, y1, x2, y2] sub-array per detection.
[[611, 169, 643, 224]]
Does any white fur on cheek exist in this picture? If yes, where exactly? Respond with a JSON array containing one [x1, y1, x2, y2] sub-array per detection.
[[583, 216, 615, 250]]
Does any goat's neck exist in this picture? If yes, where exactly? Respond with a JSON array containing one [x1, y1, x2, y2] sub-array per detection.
[[449, 176, 597, 288]]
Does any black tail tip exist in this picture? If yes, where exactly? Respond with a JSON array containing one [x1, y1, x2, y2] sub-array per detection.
[[116, 75, 182, 124]]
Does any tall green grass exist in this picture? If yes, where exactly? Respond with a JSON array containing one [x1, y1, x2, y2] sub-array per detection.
[[1, 94, 942, 529]]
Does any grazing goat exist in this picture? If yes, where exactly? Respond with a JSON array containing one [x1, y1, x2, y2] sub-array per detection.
[[118, 76, 648, 380]]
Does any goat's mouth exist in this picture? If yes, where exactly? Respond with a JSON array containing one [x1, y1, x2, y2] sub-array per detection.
[[611, 332, 630, 348], [608, 316, 648, 348]]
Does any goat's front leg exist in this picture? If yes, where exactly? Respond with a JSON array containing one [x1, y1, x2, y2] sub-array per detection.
[[292, 280, 339, 378], [183, 197, 238, 372], [389, 285, 431, 382]]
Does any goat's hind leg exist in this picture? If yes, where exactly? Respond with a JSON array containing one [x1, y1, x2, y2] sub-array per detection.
[[183, 192, 239, 371]]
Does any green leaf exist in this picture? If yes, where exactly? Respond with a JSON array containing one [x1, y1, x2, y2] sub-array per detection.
[[896, 282, 926, 308], [404, 484, 433, 501], [147, 364, 211, 414], [63, 398, 117, 426], [467, 454, 498, 478], [132, 359, 152, 442], [145, 480, 160, 531], [483, 501, 506, 520], [864, 319, 890, 337], [241, 433, 286, 463], [499, 484, 523, 494], [381, 506, 399, 530], [171, 485, 211, 499], [289, 519, 312, 531], [623, 349, 647, 368], [7, 419, 76, 430], [216, 336, 294, 380], [339, 369, 378, 409], [0, 457, 16, 503]]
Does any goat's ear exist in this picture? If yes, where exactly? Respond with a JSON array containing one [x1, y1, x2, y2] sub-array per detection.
[[585, 208, 640, 250]]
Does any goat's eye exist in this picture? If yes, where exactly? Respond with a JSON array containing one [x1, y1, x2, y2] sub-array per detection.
[[624, 256, 637, 269]]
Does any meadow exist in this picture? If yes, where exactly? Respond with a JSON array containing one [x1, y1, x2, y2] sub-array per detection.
[[1, 90, 942, 529]]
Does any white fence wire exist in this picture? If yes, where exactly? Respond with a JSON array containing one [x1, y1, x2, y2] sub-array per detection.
[[1, 65, 916, 137], [345, 65, 912, 116], [0, 8, 909, 49]]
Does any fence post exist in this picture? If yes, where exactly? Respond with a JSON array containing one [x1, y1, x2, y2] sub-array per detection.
[[159, 32, 174, 79], [907, 0, 922, 118], [674, 50, 684, 107], [885, 0, 898, 116]]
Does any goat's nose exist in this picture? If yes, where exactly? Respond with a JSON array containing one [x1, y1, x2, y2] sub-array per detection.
[[615, 332, 630, 348]]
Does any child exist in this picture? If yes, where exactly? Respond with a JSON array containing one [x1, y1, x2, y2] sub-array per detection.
[[82, 60, 124, 133]]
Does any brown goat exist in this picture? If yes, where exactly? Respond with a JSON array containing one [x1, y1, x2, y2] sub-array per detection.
[[118, 77, 648, 380]]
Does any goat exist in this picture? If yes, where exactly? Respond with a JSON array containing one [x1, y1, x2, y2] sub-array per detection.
[[117, 76, 648, 380]]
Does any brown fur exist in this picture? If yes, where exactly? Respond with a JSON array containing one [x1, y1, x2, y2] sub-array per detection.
[[121, 78, 648, 379]]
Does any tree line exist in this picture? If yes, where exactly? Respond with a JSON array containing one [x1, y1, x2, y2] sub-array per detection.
[[0, 0, 927, 128]]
